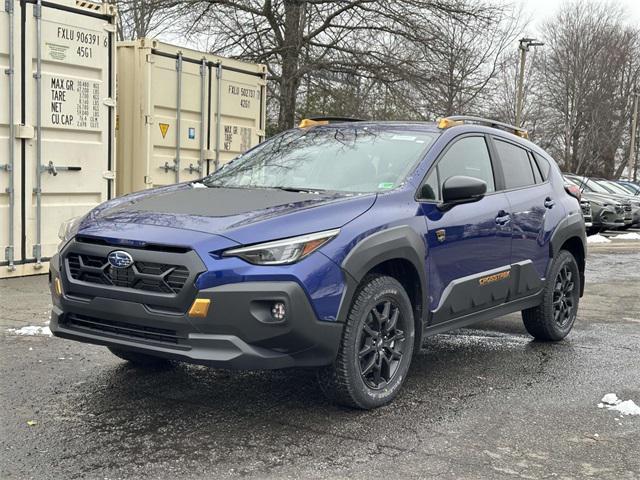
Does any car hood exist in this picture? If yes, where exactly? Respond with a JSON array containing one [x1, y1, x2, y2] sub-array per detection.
[[78, 183, 377, 245], [582, 192, 621, 205]]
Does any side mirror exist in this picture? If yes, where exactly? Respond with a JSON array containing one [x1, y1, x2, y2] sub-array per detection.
[[441, 176, 487, 207]]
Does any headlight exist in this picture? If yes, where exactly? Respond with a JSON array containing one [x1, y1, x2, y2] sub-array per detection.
[[58, 216, 82, 244], [223, 229, 340, 265]]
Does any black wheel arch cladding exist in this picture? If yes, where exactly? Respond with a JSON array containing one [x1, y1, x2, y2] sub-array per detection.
[[549, 212, 586, 297], [336, 226, 427, 326]]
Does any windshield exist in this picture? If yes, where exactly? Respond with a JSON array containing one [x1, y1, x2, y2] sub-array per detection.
[[578, 178, 611, 194], [566, 176, 593, 192], [619, 183, 640, 195], [203, 126, 438, 193], [600, 180, 633, 196]]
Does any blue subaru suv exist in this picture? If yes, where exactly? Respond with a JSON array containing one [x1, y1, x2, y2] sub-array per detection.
[[50, 116, 586, 409]]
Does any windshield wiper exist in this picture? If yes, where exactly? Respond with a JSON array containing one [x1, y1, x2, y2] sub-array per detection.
[[269, 186, 327, 194]]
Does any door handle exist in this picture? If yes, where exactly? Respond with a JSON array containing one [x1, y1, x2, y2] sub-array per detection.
[[495, 210, 511, 225], [544, 197, 555, 209]]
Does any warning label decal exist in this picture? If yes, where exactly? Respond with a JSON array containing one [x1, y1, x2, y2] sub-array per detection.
[[159, 123, 170, 139]]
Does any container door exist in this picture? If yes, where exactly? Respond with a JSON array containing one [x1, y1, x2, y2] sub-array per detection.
[[1, 0, 21, 273], [150, 53, 208, 187], [22, 0, 115, 270], [209, 66, 266, 172]]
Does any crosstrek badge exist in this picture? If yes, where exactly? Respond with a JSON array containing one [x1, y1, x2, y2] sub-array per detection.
[[159, 123, 170, 139]]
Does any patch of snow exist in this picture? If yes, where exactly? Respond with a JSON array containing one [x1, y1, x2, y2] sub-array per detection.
[[587, 234, 611, 244], [610, 400, 640, 416], [612, 232, 640, 240], [7, 325, 52, 336], [599, 393, 640, 416]]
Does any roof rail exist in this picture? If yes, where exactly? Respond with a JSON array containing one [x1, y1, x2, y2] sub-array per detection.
[[437, 115, 529, 139], [298, 116, 364, 128]]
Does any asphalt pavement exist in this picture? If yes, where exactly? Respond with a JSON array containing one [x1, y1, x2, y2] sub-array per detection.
[[1, 242, 639, 480]]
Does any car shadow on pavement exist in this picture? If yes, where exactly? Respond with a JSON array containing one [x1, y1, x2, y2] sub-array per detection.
[[73, 318, 569, 426]]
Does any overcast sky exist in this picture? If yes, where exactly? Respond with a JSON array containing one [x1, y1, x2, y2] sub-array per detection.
[[514, 0, 640, 34]]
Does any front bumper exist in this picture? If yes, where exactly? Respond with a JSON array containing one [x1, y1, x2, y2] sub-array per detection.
[[592, 206, 624, 230], [49, 252, 343, 369]]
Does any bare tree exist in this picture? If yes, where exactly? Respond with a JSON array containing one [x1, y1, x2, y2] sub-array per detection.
[[411, 6, 523, 118], [187, 0, 506, 132], [532, 2, 640, 176], [114, 0, 194, 41]]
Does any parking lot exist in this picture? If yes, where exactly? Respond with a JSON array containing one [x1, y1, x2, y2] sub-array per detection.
[[1, 238, 639, 480]]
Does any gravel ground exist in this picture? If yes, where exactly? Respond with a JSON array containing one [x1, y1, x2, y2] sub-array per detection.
[[1, 242, 639, 480]]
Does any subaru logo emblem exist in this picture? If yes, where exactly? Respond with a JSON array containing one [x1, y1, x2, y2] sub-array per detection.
[[107, 250, 133, 269]]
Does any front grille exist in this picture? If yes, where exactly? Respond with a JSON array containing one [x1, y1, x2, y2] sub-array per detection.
[[65, 313, 179, 344], [66, 253, 190, 294], [623, 203, 632, 212], [580, 201, 591, 216], [615, 205, 624, 214]]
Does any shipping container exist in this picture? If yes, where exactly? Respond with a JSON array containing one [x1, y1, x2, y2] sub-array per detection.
[[116, 39, 267, 195], [1, 0, 117, 278]]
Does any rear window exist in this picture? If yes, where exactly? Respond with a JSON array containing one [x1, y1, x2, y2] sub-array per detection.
[[533, 153, 551, 180], [494, 139, 535, 189], [529, 153, 543, 184]]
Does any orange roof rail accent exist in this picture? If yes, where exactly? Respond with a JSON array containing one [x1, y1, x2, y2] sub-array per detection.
[[298, 118, 330, 128], [298, 116, 364, 128], [437, 115, 529, 139]]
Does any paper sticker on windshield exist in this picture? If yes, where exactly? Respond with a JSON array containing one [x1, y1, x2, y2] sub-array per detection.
[[378, 182, 395, 189], [391, 135, 417, 141]]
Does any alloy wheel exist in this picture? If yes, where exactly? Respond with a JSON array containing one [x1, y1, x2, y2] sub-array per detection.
[[553, 264, 576, 327], [357, 300, 407, 389]]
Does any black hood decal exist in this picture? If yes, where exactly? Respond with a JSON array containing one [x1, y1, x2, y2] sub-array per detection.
[[111, 187, 340, 217]]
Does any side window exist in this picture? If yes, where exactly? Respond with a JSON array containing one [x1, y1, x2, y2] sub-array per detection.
[[533, 152, 551, 180], [423, 136, 495, 200], [494, 139, 535, 189], [529, 153, 543, 184]]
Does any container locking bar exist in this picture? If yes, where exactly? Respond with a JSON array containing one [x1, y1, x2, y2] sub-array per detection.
[[174, 52, 183, 183], [214, 64, 222, 172], [189, 58, 207, 176], [4, 0, 15, 270], [162, 161, 178, 173], [39, 161, 82, 176], [185, 163, 201, 175], [33, 0, 43, 268]]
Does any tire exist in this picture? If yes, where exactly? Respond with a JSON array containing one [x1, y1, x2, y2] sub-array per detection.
[[522, 250, 580, 341], [318, 275, 415, 409], [108, 347, 174, 369]]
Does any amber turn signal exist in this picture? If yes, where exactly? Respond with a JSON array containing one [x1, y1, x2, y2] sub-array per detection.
[[188, 298, 211, 318], [54, 277, 63, 297]]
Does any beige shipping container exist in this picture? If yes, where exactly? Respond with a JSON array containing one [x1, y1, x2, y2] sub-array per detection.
[[116, 39, 267, 195], [1, 0, 117, 278]]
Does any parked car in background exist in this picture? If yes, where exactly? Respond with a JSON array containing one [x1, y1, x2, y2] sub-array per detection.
[[616, 181, 640, 196], [579, 198, 593, 229], [590, 178, 640, 228], [564, 175, 625, 234]]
